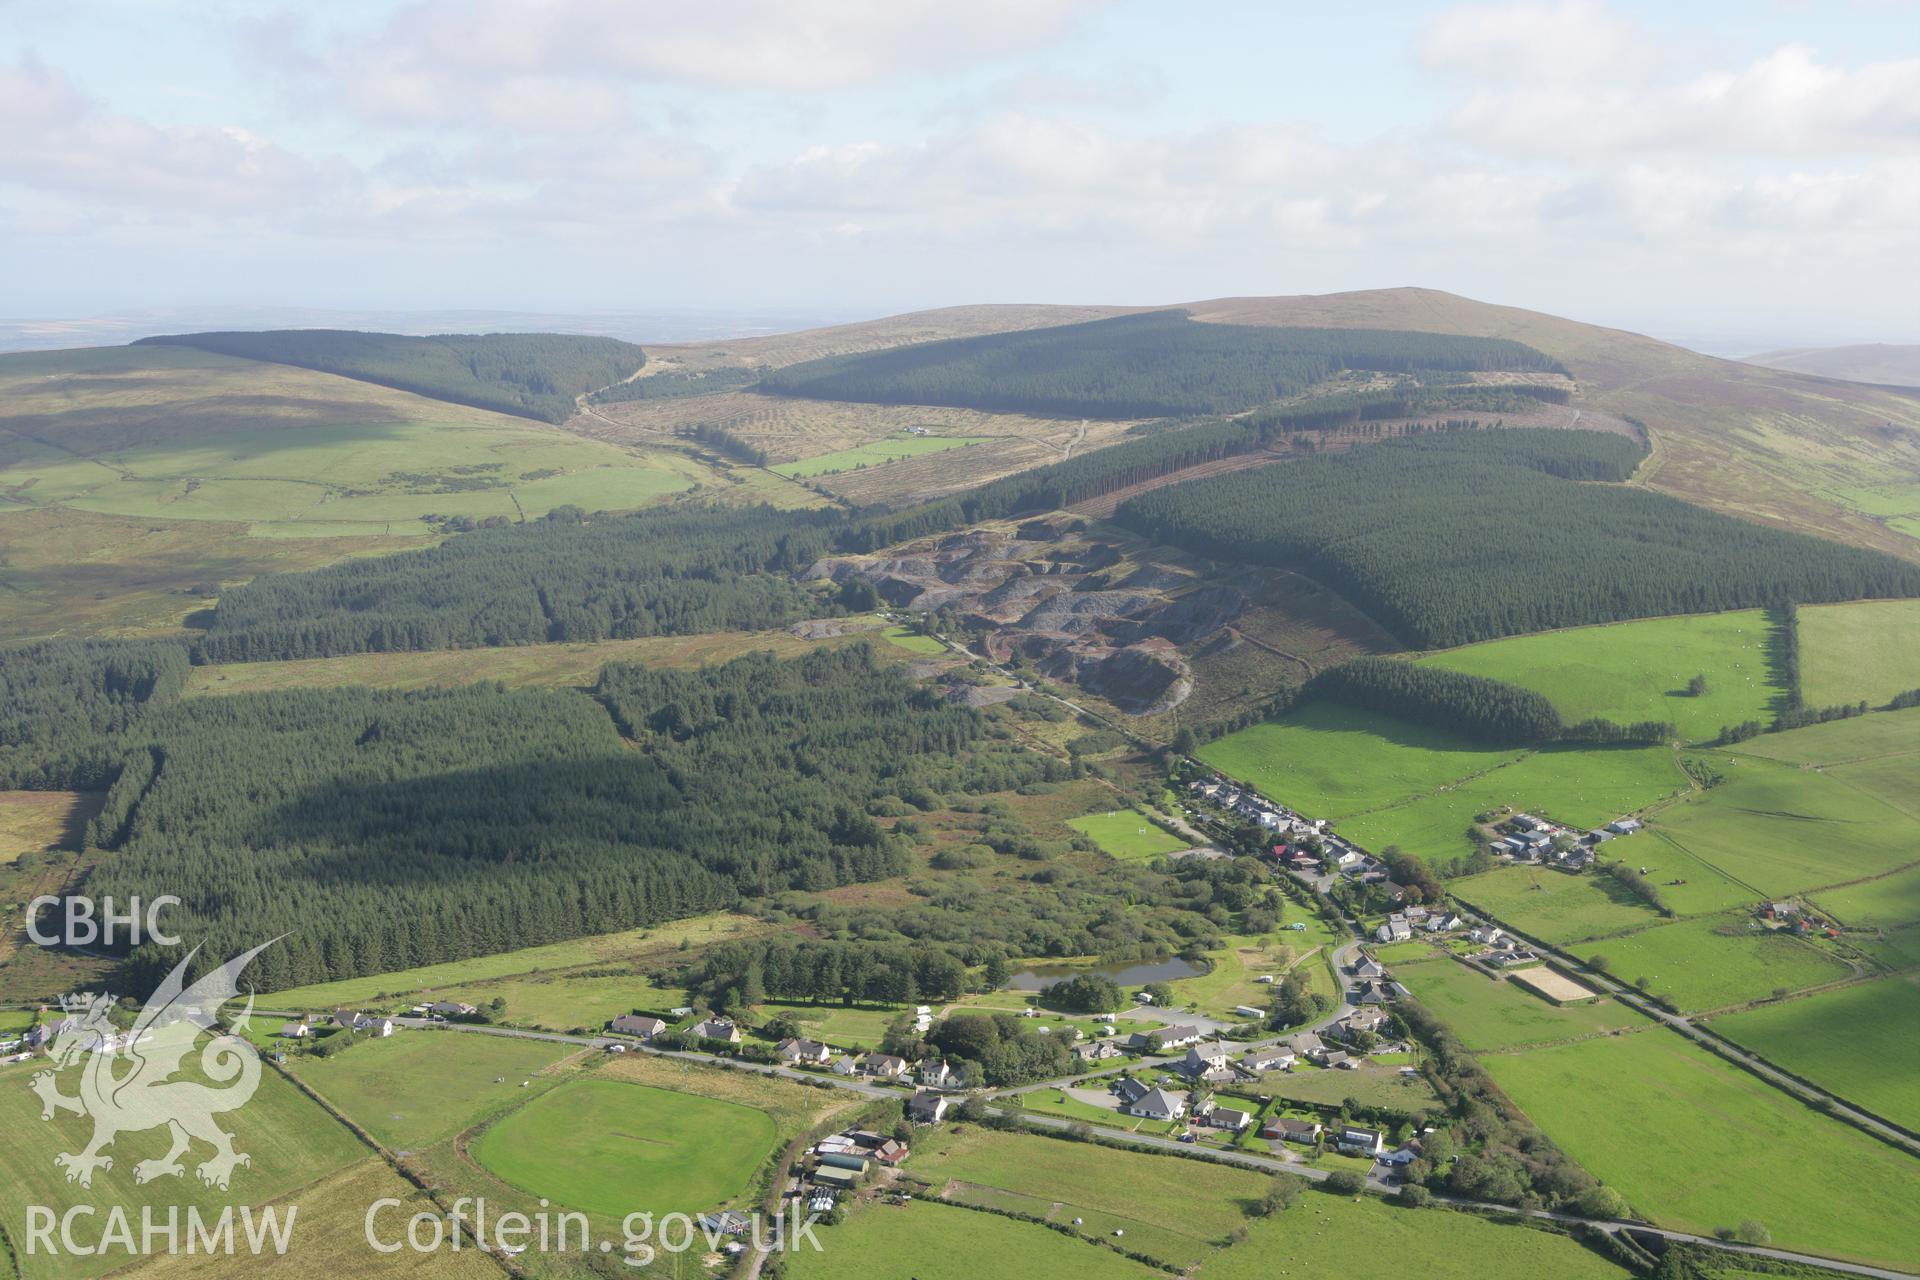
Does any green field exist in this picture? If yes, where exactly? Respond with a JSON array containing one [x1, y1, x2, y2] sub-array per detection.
[[771, 432, 990, 477], [1650, 752, 1920, 896], [1395, 957, 1645, 1050], [471, 1079, 776, 1217], [789, 1199, 1162, 1280], [1068, 809, 1192, 860], [1798, 600, 1920, 708], [1419, 610, 1781, 744], [262, 911, 761, 1008], [1448, 864, 1662, 944], [881, 623, 949, 655], [0, 345, 711, 537], [1814, 864, 1920, 932], [1340, 744, 1690, 860], [1198, 702, 1520, 821], [1738, 706, 1920, 768], [0, 1056, 366, 1280], [1568, 913, 1853, 1012], [1709, 975, 1920, 1130], [291, 1028, 575, 1149], [1199, 1193, 1628, 1280], [1487, 1032, 1920, 1268]]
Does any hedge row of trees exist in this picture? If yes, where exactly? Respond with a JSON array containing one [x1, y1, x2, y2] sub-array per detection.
[[1113, 431, 1920, 648], [685, 937, 973, 1011], [137, 330, 646, 423], [760, 311, 1568, 419]]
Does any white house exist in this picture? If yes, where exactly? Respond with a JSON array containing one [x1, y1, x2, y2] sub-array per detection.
[[1336, 1125, 1386, 1156], [918, 1058, 964, 1089], [862, 1053, 910, 1080], [1181, 1041, 1232, 1076], [777, 1037, 833, 1065], [1126, 1086, 1186, 1122], [1376, 914, 1412, 943], [1152, 1025, 1204, 1050], [611, 1014, 668, 1039], [1237, 1047, 1295, 1073], [906, 1091, 950, 1125]]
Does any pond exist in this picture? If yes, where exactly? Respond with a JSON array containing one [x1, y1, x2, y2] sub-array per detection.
[[1006, 956, 1204, 992]]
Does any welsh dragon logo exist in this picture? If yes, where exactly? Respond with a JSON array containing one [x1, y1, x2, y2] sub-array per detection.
[[30, 940, 276, 1190]]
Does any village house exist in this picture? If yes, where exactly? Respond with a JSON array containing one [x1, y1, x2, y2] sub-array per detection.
[[1425, 912, 1464, 933], [1376, 914, 1413, 943], [1074, 1040, 1123, 1065], [690, 1018, 741, 1043], [1152, 1024, 1204, 1050], [918, 1058, 965, 1089], [429, 1001, 477, 1018], [610, 1013, 667, 1039], [1352, 957, 1386, 981], [1310, 1047, 1351, 1068], [1332, 1007, 1390, 1042], [1336, 1125, 1387, 1156], [1289, 1030, 1326, 1057], [1125, 1085, 1186, 1122], [776, 1037, 833, 1065], [277, 1021, 311, 1039], [862, 1053, 910, 1080], [906, 1091, 950, 1124], [1467, 925, 1505, 946], [831, 1055, 858, 1076], [1181, 1040, 1233, 1077], [1194, 1098, 1253, 1131], [1262, 1115, 1323, 1144], [1238, 1046, 1295, 1074]]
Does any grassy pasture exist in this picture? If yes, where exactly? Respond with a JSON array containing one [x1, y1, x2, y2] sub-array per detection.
[[909, 1125, 1265, 1265], [0, 1055, 366, 1280], [1737, 705, 1920, 768], [1650, 752, 1920, 896], [1394, 957, 1645, 1051], [1199, 1193, 1629, 1280], [260, 911, 763, 1008], [1418, 610, 1782, 744], [0, 345, 712, 538], [1448, 864, 1662, 944], [1709, 975, 1920, 1130], [1255, 1061, 1440, 1109], [124, 1156, 505, 1280], [471, 1079, 776, 1217], [770, 432, 990, 477], [1486, 1031, 1920, 1269], [1797, 600, 1920, 708], [184, 627, 889, 697], [788, 1199, 1162, 1280], [1813, 864, 1920, 932], [1569, 914, 1853, 1012], [290, 1028, 576, 1150], [1067, 809, 1191, 861]]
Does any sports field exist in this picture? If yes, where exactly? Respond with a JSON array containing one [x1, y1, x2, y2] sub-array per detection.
[[1394, 957, 1642, 1051], [471, 1079, 776, 1217], [1797, 600, 1920, 708], [1569, 914, 1853, 1012], [0, 1055, 365, 1280], [291, 1028, 575, 1149], [1708, 975, 1920, 1131], [1068, 809, 1191, 860], [1419, 610, 1782, 744], [1486, 1031, 1920, 1269], [771, 433, 990, 477], [787, 1199, 1163, 1280]]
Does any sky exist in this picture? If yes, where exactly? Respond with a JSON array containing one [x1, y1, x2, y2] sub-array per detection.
[[3, 0, 1918, 349]]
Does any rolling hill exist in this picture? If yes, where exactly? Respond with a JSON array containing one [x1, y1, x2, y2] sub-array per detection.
[[1745, 343, 1920, 388], [636, 288, 1920, 561]]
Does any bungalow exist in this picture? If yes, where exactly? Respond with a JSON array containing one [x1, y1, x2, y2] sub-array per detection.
[[429, 1001, 477, 1018], [1149, 1025, 1203, 1050], [1336, 1125, 1386, 1156], [1332, 849, 1366, 872], [1376, 915, 1412, 943], [1309, 1047, 1350, 1068], [1074, 1040, 1123, 1065], [690, 1018, 741, 1044], [1126, 1086, 1186, 1122], [831, 1055, 859, 1076], [905, 1091, 950, 1125], [1182, 1041, 1233, 1076], [862, 1053, 910, 1080], [1333, 1008, 1390, 1041], [1425, 912, 1464, 933], [1353, 980, 1392, 1005], [1607, 818, 1643, 835], [776, 1037, 834, 1065], [277, 1022, 311, 1039], [1238, 1047, 1295, 1073], [918, 1058, 964, 1089], [1352, 957, 1386, 981], [1262, 1116, 1323, 1144], [1199, 1103, 1253, 1132], [1467, 925, 1505, 946], [610, 1014, 667, 1039], [1289, 1031, 1326, 1057], [1114, 1077, 1151, 1107]]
